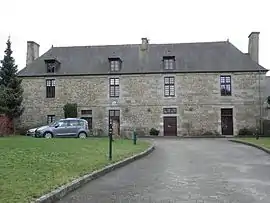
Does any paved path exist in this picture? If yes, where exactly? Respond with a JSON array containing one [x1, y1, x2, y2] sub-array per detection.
[[57, 139, 270, 203]]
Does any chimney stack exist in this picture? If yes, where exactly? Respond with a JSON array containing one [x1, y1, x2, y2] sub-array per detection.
[[248, 32, 260, 63], [140, 37, 149, 51], [26, 41, 40, 66]]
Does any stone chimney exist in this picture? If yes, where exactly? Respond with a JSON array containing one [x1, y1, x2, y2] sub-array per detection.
[[26, 41, 40, 66], [140, 37, 149, 51], [248, 32, 260, 63]]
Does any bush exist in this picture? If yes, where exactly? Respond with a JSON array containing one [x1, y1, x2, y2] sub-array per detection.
[[238, 127, 258, 137], [16, 127, 30, 136], [92, 128, 105, 137], [149, 128, 159, 136], [63, 103, 78, 118], [202, 131, 214, 135]]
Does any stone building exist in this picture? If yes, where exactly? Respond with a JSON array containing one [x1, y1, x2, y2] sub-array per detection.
[[18, 32, 267, 136]]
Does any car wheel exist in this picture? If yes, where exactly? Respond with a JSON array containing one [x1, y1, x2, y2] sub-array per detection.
[[44, 132, 53, 139], [78, 132, 87, 139]]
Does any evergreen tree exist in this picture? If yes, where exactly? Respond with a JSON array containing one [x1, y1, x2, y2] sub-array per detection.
[[0, 37, 24, 121]]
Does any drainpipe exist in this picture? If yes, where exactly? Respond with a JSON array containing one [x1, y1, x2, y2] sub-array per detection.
[[259, 68, 262, 137]]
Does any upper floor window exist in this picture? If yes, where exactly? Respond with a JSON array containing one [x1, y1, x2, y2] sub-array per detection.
[[164, 76, 175, 97], [163, 56, 175, 70], [220, 75, 231, 96], [46, 79, 55, 98], [109, 58, 122, 72], [45, 59, 60, 73], [109, 78, 120, 97]]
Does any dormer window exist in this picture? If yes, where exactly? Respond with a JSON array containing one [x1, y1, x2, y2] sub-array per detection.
[[45, 59, 60, 73], [109, 58, 122, 72], [47, 62, 56, 73], [163, 56, 175, 70]]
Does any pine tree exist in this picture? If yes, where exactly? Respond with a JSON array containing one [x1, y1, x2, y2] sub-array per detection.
[[0, 37, 24, 124]]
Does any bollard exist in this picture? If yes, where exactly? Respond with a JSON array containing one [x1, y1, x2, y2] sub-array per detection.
[[133, 130, 137, 145]]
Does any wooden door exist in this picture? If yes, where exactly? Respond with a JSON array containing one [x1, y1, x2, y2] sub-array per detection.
[[221, 108, 233, 135], [80, 117, 92, 129], [163, 116, 177, 136]]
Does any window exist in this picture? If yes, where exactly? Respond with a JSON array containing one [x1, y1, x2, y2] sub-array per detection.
[[109, 110, 120, 125], [81, 110, 92, 115], [164, 76, 175, 97], [57, 120, 68, 127], [45, 59, 60, 73], [109, 110, 120, 117], [163, 56, 175, 70], [46, 79, 55, 98], [220, 76, 231, 96], [47, 62, 56, 73], [163, 108, 177, 114], [69, 120, 79, 126], [109, 58, 121, 72], [47, 115, 55, 124], [109, 78, 120, 97]]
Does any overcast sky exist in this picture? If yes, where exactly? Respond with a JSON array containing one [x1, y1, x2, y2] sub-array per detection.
[[0, 0, 269, 75]]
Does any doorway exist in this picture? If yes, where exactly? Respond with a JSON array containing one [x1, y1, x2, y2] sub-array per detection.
[[109, 110, 120, 137], [163, 116, 177, 136], [221, 108, 233, 135]]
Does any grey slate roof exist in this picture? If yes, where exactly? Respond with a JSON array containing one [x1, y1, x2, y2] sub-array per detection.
[[18, 41, 267, 77]]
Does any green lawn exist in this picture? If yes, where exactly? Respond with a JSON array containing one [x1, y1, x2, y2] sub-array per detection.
[[0, 137, 150, 203], [236, 137, 270, 149]]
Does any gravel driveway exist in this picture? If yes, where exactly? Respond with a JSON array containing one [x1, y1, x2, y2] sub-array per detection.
[[57, 139, 270, 203]]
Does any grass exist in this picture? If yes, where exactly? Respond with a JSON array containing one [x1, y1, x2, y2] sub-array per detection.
[[0, 137, 150, 203], [236, 137, 270, 149]]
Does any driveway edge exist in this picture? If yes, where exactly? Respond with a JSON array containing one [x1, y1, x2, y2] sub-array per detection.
[[229, 139, 270, 154], [33, 144, 155, 203]]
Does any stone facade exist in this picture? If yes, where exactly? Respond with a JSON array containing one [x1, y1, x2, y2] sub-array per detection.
[[19, 71, 266, 136]]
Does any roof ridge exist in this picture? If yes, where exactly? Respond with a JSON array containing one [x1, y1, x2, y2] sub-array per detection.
[[52, 41, 227, 49]]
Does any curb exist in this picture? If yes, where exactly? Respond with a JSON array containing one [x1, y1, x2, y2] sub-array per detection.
[[33, 144, 155, 203], [229, 139, 270, 154], [139, 136, 228, 139]]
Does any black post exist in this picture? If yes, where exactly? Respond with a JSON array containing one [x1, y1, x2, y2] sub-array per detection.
[[133, 130, 137, 145], [258, 65, 262, 139], [108, 118, 113, 161]]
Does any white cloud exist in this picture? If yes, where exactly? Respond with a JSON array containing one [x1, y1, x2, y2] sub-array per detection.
[[0, 0, 269, 71]]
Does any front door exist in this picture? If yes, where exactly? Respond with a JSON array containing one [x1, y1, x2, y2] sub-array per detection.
[[163, 116, 177, 136], [221, 108, 233, 135]]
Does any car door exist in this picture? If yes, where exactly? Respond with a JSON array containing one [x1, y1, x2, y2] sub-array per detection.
[[66, 120, 80, 137], [52, 120, 69, 137]]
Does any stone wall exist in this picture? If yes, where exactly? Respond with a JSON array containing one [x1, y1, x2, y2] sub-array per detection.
[[19, 72, 266, 135]]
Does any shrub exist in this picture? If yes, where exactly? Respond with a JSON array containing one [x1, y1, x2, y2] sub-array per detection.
[[92, 128, 105, 136], [238, 127, 258, 137], [149, 128, 159, 136], [63, 103, 78, 118], [201, 130, 221, 137], [202, 131, 214, 135]]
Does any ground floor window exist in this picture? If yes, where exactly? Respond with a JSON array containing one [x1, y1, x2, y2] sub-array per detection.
[[47, 115, 55, 124]]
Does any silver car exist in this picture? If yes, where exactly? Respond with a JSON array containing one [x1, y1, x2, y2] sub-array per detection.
[[34, 118, 90, 138]]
